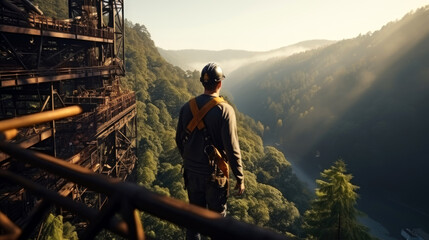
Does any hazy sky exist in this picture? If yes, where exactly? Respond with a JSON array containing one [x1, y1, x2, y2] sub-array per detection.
[[125, 0, 429, 51]]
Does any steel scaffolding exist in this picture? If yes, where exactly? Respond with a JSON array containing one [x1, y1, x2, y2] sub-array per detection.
[[0, 0, 136, 237]]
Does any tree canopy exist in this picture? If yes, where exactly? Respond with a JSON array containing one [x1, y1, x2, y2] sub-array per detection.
[[303, 160, 374, 240]]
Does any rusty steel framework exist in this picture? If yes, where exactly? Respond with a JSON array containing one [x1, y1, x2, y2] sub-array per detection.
[[0, 1, 292, 240], [0, 0, 138, 238]]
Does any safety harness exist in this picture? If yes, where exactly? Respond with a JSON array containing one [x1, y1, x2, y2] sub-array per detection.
[[185, 96, 230, 193], [186, 97, 225, 133]]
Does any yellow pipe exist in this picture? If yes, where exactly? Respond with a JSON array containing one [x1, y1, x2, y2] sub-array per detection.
[[0, 106, 82, 132], [0, 129, 18, 141]]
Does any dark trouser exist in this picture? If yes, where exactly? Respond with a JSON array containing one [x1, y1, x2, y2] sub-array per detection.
[[185, 170, 227, 240]]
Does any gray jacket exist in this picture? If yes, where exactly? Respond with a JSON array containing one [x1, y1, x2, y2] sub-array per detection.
[[176, 94, 244, 184]]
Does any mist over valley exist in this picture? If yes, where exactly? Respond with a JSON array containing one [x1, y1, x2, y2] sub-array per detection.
[[158, 40, 334, 73]]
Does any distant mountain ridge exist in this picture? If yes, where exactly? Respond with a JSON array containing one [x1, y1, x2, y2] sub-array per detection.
[[158, 40, 334, 73]]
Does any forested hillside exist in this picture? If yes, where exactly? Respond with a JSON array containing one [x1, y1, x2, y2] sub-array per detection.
[[227, 6, 429, 234], [121, 20, 312, 239], [32, 1, 312, 238], [34, 0, 67, 18]]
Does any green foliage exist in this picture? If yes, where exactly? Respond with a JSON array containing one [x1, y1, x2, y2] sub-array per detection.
[[39, 213, 78, 240], [122, 19, 311, 238], [33, 0, 68, 19], [229, 171, 301, 235], [303, 160, 374, 240], [121, 20, 200, 238], [141, 213, 184, 240], [255, 147, 312, 212]]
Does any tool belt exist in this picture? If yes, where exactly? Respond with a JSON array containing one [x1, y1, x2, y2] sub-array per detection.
[[204, 144, 229, 189]]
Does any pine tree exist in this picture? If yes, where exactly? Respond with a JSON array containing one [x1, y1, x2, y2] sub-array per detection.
[[303, 160, 374, 240], [39, 213, 78, 240]]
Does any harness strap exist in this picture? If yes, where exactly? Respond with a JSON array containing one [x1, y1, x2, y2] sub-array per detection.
[[189, 98, 205, 131], [186, 97, 225, 133]]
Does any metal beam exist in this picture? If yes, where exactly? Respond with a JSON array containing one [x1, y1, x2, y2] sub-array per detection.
[[49, 47, 85, 70], [0, 66, 122, 87], [0, 32, 28, 70], [0, 25, 114, 43], [0, 105, 82, 132], [96, 104, 136, 139]]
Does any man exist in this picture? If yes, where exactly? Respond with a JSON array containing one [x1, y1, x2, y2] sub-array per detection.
[[176, 62, 245, 240]]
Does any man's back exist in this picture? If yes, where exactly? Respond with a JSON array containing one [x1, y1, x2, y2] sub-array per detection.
[[176, 94, 243, 181]]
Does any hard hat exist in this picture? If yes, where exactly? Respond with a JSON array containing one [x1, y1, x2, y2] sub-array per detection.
[[200, 63, 225, 84]]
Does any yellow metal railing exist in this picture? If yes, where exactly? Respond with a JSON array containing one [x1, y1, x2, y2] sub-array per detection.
[[0, 106, 82, 133]]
